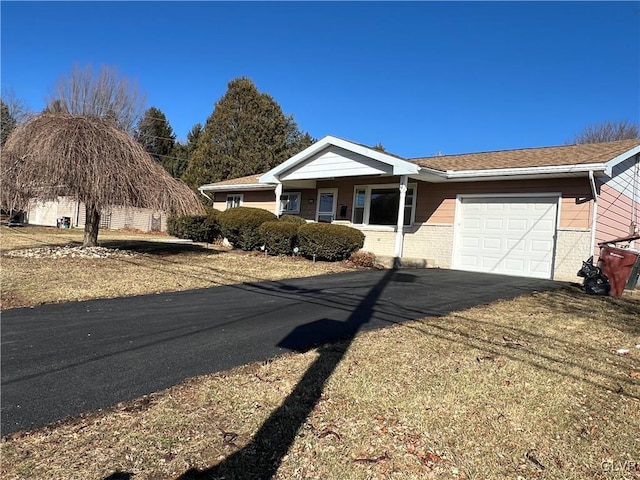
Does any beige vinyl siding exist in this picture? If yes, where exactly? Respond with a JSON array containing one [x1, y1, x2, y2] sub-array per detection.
[[214, 191, 276, 213], [416, 178, 592, 228]]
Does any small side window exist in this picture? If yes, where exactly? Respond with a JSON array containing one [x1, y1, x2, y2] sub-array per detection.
[[226, 194, 243, 209], [280, 192, 301, 214]]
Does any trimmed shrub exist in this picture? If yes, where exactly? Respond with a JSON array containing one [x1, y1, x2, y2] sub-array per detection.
[[167, 207, 220, 243], [279, 214, 307, 225], [259, 221, 299, 255], [348, 250, 377, 268], [298, 223, 365, 261], [218, 207, 277, 250]]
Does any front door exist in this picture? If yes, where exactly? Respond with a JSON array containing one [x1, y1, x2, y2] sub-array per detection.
[[316, 189, 338, 223]]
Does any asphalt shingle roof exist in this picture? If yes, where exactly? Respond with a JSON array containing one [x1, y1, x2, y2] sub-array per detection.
[[410, 138, 640, 172], [202, 139, 640, 188], [201, 174, 263, 188]]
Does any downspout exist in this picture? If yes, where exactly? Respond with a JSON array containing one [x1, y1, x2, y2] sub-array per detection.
[[588, 170, 598, 257], [198, 188, 213, 202], [632, 155, 639, 249], [393, 175, 408, 262], [274, 183, 283, 217]]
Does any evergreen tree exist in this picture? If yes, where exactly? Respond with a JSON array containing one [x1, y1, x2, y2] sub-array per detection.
[[182, 77, 313, 189], [134, 107, 176, 163], [167, 123, 203, 180], [1, 100, 17, 146]]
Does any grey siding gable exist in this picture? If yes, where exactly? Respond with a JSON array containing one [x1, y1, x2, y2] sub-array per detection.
[[607, 154, 640, 202]]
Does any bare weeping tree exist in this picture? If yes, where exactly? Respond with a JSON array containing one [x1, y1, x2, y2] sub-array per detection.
[[1, 113, 204, 246], [46, 64, 146, 133], [572, 120, 639, 144]]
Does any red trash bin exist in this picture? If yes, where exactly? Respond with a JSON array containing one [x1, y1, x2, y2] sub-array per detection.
[[597, 246, 640, 297]]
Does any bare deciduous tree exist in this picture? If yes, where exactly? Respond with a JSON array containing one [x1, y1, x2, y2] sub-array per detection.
[[1, 87, 33, 124], [46, 64, 146, 133], [1, 114, 204, 246], [571, 120, 639, 144]]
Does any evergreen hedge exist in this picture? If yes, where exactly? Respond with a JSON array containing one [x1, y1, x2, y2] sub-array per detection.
[[166, 207, 220, 243], [279, 214, 307, 225], [218, 207, 277, 250], [298, 223, 365, 261], [259, 221, 299, 255]]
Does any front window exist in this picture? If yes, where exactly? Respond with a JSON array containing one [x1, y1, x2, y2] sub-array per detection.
[[352, 184, 416, 226], [279, 192, 301, 214], [226, 194, 243, 209]]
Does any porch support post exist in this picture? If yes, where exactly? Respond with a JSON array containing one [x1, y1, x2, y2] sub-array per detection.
[[394, 175, 408, 260], [274, 183, 283, 217]]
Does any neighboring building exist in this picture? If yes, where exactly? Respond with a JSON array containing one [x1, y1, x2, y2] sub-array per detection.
[[199, 136, 640, 281], [25, 197, 166, 232]]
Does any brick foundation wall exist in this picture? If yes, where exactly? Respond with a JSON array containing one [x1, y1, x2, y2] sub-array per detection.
[[554, 228, 591, 281]]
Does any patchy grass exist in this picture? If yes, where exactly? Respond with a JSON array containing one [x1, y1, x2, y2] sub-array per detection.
[[0, 226, 351, 309], [0, 225, 167, 252], [1, 287, 639, 480]]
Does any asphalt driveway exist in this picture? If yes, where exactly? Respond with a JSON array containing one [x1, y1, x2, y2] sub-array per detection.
[[1, 268, 563, 435]]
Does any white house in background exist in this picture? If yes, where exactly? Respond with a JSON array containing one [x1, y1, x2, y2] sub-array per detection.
[[26, 197, 166, 232], [199, 135, 640, 281]]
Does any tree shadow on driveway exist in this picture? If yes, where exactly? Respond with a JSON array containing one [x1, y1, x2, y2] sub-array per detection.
[[173, 269, 567, 480], [175, 268, 399, 480]]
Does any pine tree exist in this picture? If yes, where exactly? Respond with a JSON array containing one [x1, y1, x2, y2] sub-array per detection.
[[182, 77, 313, 189], [134, 107, 176, 169], [167, 124, 203, 180]]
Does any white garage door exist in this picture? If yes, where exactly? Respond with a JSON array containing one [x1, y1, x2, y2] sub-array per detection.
[[453, 196, 558, 279]]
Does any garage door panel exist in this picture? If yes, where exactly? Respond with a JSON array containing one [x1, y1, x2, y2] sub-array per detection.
[[460, 254, 480, 267], [505, 239, 525, 251], [480, 256, 501, 269], [509, 203, 529, 211], [454, 196, 557, 279], [482, 237, 502, 250], [463, 218, 481, 229], [531, 239, 553, 253], [534, 203, 555, 212], [461, 237, 480, 248], [484, 218, 504, 230], [535, 219, 555, 231], [486, 203, 506, 212], [504, 258, 526, 271], [507, 218, 528, 232], [463, 202, 484, 213]]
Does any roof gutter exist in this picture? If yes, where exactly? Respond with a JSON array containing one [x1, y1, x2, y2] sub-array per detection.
[[199, 183, 276, 192], [444, 163, 609, 179]]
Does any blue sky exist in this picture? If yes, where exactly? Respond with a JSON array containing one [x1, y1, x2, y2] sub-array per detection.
[[2, 1, 639, 158]]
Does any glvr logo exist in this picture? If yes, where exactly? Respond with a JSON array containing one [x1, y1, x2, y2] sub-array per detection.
[[601, 460, 639, 472]]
